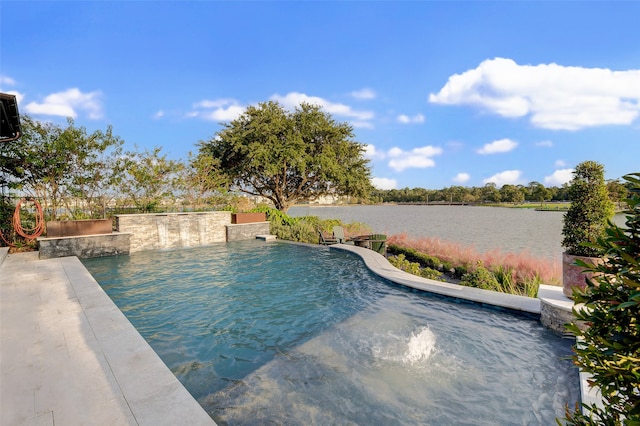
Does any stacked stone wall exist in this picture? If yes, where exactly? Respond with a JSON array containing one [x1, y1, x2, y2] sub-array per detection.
[[115, 212, 232, 252], [226, 222, 271, 242], [39, 233, 131, 259]]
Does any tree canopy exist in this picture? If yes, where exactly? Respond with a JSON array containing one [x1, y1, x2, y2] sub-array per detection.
[[119, 146, 184, 213], [1, 116, 125, 220], [1, 116, 212, 222], [197, 101, 372, 212]]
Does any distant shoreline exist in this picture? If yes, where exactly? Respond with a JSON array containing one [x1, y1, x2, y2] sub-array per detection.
[[299, 201, 572, 210]]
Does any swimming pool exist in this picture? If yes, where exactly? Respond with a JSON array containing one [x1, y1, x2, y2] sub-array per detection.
[[82, 240, 579, 424]]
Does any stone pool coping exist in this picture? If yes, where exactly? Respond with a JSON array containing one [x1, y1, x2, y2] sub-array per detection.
[[0, 250, 215, 425], [331, 243, 541, 314]]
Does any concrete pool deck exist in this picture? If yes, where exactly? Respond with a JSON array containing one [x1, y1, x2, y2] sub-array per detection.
[[0, 248, 215, 425]]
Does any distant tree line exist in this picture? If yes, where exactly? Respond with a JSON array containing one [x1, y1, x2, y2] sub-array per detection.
[[372, 179, 629, 206]]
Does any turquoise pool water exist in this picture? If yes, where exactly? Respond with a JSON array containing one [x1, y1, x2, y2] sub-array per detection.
[[83, 241, 579, 425]]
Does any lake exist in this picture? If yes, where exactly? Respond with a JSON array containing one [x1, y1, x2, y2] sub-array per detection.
[[289, 205, 625, 261]]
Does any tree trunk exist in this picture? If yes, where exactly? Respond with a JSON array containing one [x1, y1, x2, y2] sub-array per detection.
[[276, 200, 291, 214]]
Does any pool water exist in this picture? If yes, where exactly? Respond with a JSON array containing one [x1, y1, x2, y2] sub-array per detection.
[[82, 241, 579, 425]]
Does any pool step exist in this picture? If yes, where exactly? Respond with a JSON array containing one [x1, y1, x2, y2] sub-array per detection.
[[256, 234, 277, 241]]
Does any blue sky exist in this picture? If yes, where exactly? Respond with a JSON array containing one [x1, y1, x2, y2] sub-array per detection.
[[2, 1, 638, 190]]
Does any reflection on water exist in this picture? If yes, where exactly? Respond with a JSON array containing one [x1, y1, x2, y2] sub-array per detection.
[[83, 241, 579, 425]]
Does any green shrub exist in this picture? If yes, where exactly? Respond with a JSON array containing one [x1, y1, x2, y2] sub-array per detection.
[[0, 198, 14, 247], [388, 245, 442, 270], [259, 207, 370, 245], [389, 254, 422, 275], [563, 173, 640, 425], [389, 254, 442, 280], [253, 206, 298, 226], [419, 266, 442, 280], [453, 265, 468, 279], [268, 217, 318, 244], [461, 261, 500, 291]]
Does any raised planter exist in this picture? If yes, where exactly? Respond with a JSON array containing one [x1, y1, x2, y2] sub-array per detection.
[[231, 212, 266, 224], [46, 219, 112, 238]]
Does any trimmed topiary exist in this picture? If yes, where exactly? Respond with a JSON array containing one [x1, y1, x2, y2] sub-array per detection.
[[562, 161, 615, 258]]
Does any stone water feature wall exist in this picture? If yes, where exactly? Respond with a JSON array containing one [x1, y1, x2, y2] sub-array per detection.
[[226, 222, 271, 241], [115, 212, 232, 252], [39, 233, 131, 259]]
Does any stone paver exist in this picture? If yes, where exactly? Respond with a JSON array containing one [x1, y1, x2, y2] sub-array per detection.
[[1, 251, 215, 426]]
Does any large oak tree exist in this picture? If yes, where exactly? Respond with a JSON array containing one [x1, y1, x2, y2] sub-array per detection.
[[197, 101, 372, 212]]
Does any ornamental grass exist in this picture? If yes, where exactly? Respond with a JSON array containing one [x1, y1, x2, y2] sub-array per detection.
[[387, 233, 561, 297]]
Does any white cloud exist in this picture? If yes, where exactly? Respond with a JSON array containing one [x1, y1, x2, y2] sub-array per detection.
[[351, 88, 376, 100], [351, 120, 375, 129], [0, 77, 24, 110], [364, 144, 385, 160], [477, 138, 518, 154], [387, 145, 443, 172], [193, 98, 237, 109], [482, 170, 522, 187], [271, 92, 374, 123], [555, 159, 567, 168], [153, 110, 165, 119], [208, 105, 245, 121], [189, 98, 245, 122], [453, 172, 470, 183], [535, 140, 553, 147], [397, 113, 425, 124], [446, 140, 465, 151], [390, 156, 436, 171], [429, 57, 640, 130], [365, 144, 443, 172], [544, 168, 574, 186], [26, 102, 75, 117], [24, 88, 103, 119], [0, 75, 16, 86], [371, 177, 397, 190]]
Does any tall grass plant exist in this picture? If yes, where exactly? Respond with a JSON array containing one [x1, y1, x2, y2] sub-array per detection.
[[388, 233, 559, 297]]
